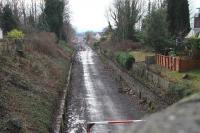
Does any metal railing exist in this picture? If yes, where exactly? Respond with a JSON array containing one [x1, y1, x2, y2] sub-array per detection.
[[86, 120, 146, 133]]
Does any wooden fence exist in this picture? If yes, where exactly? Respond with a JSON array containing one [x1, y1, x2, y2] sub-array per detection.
[[0, 39, 32, 56], [156, 54, 200, 72], [0, 40, 15, 55]]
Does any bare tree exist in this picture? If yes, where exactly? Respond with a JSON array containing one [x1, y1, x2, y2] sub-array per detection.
[[63, 0, 70, 22], [108, 0, 144, 41], [21, 0, 27, 26], [62, 0, 75, 42], [0, 0, 74, 38]]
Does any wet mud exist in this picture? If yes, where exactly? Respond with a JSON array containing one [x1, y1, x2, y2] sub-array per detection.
[[65, 44, 145, 133]]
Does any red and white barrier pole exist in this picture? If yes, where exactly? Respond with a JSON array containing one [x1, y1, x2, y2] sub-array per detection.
[[86, 120, 145, 133]]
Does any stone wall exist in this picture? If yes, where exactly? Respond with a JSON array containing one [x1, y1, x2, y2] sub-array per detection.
[[131, 63, 170, 91], [128, 93, 200, 133], [101, 54, 170, 110], [129, 62, 181, 104], [98, 50, 181, 111]]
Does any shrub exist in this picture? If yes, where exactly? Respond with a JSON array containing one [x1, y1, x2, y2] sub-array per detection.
[[114, 40, 142, 52], [93, 41, 100, 50], [7, 29, 24, 40], [168, 50, 176, 56], [185, 37, 200, 49], [59, 40, 74, 53], [100, 36, 107, 42], [169, 81, 194, 99], [115, 52, 135, 70], [27, 32, 58, 57]]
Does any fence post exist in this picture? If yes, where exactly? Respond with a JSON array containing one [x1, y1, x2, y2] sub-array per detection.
[[166, 56, 169, 69], [172, 57, 175, 71], [169, 57, 172, 70], [176, 58, 180, 72], [160, 55, 162, 66], [163, 55, 165, 67], [162, 55, 164, 67], [160, 54, 162, 66], [173, 57, 175, 71]]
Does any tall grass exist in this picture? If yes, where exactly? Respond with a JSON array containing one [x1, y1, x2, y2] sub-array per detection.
[[26, 32, 58, 57]]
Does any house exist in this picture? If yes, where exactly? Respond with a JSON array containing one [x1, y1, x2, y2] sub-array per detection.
[[194, 8, 200, 28], [94, 33, 101, 41], [186, 8, 200, 38], [0, 28, 3, 39]]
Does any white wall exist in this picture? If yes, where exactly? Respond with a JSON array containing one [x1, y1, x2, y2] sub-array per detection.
[[0, 28, 3, 39]]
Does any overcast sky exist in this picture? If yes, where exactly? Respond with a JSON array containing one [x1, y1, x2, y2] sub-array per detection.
[[70, 0, 113, 32], [25, 0, 200, 32], [70, 0, 200, 32]]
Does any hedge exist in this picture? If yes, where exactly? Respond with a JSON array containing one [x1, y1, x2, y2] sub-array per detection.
[[186, 37, 200, 49], [115, 52, 135, 70], [93, 41, 100, 50]]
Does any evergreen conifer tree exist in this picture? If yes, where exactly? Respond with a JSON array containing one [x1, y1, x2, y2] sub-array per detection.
[[44, 0, 64, 38], [167, 0, 190, 37], [1, 4, 18, 34]]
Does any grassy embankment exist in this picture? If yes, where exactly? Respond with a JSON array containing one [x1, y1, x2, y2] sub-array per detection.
[[0, 32, 74, 133], [129, 51, 155, 62], [131, 50, 200, 94], [150, 64, 200, 92], [98, 38, 198, 98]]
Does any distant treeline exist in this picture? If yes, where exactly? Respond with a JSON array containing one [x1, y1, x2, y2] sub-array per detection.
[[0, 0, 75, 42], [104, 0, 190, 53]]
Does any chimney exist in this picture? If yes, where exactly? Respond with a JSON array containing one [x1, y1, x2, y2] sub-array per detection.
[[194, 8, 200, 28]]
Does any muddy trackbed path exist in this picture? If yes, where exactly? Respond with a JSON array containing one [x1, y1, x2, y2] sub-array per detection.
[[65, 44, 145, 133]]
